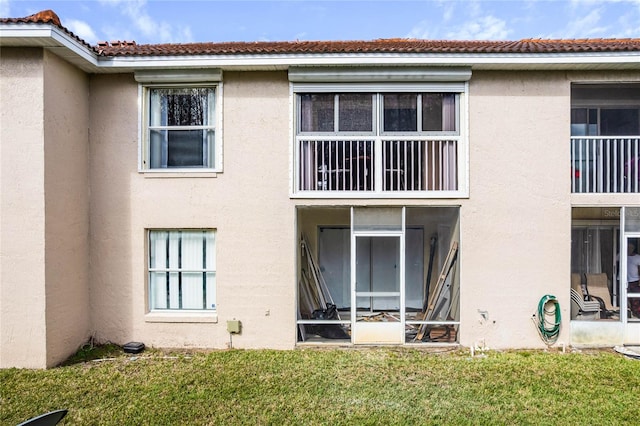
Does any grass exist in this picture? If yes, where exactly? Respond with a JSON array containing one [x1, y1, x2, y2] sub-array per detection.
[[2, 345, 640, 425]]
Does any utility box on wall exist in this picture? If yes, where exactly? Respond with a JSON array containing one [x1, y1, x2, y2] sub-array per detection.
[[227, 320, 241, 334]]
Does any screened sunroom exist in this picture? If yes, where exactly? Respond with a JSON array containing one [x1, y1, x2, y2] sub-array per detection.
[[296, 206, 460, 345]]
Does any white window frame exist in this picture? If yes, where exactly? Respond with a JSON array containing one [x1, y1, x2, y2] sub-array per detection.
[[298, 93, 377, 136], [571, 106, 640, 137], [289, 81, 469, 199], [379, 92, 460, 137], [147, 229, 217, 314], [136, 69, 223, 174]]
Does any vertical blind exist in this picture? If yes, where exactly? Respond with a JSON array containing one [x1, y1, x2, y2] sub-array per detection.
[[149, 230, 216, 310]]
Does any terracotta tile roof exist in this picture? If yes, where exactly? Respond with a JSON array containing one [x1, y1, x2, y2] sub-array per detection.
[[2, 9, 62, 26], [1, 9, 96, 51], [94, 38, 640, 57], [3, 10, 640, 58]]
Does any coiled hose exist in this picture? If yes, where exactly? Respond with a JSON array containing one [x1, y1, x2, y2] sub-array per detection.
[[536, 295, 561, 345]]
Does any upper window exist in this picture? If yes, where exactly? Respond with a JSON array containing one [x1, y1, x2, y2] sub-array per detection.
[[299, 93, 374, 133], [148, 230, 216, 311], [383, 93, 457, 133], [297, 92, 458, 135], [571, 83, 640, 136], [571, 107, 640, 136], [143, 86, 218, 170]]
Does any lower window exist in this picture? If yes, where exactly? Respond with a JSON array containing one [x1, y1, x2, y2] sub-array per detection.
[[148, 230, 216, 311]]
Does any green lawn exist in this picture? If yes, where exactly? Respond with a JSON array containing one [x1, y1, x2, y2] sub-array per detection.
[[2, 346, 639, 425]]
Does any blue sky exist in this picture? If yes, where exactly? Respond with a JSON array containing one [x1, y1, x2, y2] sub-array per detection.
[[1, 0, 639, 45]]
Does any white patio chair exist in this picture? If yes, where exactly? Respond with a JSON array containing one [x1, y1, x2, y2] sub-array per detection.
[[570, 288, 601, 320]]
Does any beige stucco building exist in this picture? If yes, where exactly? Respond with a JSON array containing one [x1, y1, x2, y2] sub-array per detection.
[[2, 11, 640, 368]]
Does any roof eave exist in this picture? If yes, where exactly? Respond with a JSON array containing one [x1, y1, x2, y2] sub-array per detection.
[[96, 51, 640, 72], [0, 23, 99, 72]]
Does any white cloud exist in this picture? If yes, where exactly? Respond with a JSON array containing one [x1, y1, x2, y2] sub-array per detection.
[[406, 19, 434, 39], [533, 1, 640, 39], [567, 9, 608, 36], [407, 1, 512, 41], [446, 15, 512, 40], [440, 1, 455, 23], [466, 0, 483, 17], [613, 1, 640, 37], [181, 26, 194, 41], [406, 1, 458, 40], [546, 8, 608, 38], [67, 19, 99, 44], [102, 0, 193, 43], [102, 24, 134, 43], [616, 12, 640, 37]]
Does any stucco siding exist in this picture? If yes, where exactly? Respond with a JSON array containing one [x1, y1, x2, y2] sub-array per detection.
[[43, 50, 91, 367], [89, 71, 296, 349], [0, 48, 48, 368], [461, 71, 572, 349], [88, 73, 140, 345], [5, 59, 634, 363]]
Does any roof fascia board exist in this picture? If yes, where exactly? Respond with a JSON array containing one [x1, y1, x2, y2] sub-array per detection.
[[0, 25, 54, 40], [49, 26, 98, 65], [97, 52, 640, 70]]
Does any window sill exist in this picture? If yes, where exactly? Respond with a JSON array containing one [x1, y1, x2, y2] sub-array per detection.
[[140, 170, 219, 178], [145, 311, 218, 323]]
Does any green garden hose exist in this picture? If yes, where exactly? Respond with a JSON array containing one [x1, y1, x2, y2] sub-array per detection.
[[536, 295, 561, 345]]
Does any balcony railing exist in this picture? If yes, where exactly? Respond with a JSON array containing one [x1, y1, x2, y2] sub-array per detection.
[[297, 138, 457, 193], [571, 136, 640, 193]]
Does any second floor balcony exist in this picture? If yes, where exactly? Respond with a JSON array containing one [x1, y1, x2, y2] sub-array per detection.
[[570, 83, 640, 194], [571, 136, 640, 193], [296, 137, 458, 195]]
